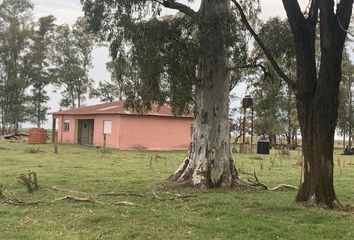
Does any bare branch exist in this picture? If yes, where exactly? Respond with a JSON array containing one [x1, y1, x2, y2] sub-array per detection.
[[152, 0, 197, 19], [336, 0, 354, 40], [337, 16, 354, 38], [228, 63, 273, 92], [232, 0, 296, 89]]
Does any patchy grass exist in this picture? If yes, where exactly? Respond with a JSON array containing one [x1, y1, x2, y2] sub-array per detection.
[[0, 142, 354, 240]]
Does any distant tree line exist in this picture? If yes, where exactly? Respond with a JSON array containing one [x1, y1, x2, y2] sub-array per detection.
[[0, 0, 96, 134]]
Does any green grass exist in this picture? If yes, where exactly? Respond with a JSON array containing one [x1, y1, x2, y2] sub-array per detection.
[[1, 142, 354, 240]]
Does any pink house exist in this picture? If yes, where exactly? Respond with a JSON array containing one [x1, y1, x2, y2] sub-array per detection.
[[51, 101, 193, 151]]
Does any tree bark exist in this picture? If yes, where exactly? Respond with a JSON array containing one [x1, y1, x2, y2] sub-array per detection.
[[233, 0, 352, 207], [170, 0, 242, 188], [282, 0, 353, 208]]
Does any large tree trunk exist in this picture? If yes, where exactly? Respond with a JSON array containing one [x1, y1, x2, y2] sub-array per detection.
[[170, 0, 242, 188], [296, 77, 341, 208], [279, 0, 353, 208]]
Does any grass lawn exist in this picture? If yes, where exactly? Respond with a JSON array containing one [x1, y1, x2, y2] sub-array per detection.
[[1, 142, 354, 240]]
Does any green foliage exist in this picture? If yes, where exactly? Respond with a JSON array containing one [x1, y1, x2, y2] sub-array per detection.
[[0, 0, 34, 133], [249, 18, 298, 143], [1, 142, 354, 239], [51, 18, 95, 108], [337, 49, 354, 139], [27, 15, 56, 127], [82, 0, 258, 115]]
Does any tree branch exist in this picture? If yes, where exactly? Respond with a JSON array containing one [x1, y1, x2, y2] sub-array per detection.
[[336, 0, 354, 40], [232, 0, 296, 89], [282, 0, 307, 32], [307, 0, 319, 32], [154, 0, 197, 19]]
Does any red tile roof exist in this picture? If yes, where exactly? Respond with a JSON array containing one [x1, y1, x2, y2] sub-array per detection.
[[51, 101, 193, 118]]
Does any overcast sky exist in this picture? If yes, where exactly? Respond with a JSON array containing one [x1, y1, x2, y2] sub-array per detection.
[[23, 0, 309, 127]]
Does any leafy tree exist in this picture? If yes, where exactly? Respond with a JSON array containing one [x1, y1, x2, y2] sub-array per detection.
[[52, 18, 95, 109], [81, 0, 257, 187], [27, 15, 56, 128], [250, 18, 298, 147], [0, 0, 33, 133], [337, 49, 354, 149], [90, 53, 133, 102], [235, 0, 353, 208]]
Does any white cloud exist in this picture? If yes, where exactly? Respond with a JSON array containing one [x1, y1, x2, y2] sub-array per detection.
[[32, 0, 83, 24]]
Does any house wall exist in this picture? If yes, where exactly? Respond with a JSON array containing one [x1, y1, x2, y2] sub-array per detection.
[[54, 114, 95, 144], [54, 114, 193, 150], [119, 115, 193, 150], [93, 115, 121, 148]]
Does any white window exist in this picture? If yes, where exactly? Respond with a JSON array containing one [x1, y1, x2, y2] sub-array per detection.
[[64, 120, 70, 132], [103, 120, 112, 134]]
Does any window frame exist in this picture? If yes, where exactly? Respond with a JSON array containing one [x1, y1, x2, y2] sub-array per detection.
[[103, 120, 112, 134], [64, 119, 70, 132]]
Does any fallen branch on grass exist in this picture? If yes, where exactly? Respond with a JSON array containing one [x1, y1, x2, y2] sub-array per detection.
[[111, 201, 139, 206], [3, 195, 44, 206], [53, 195, 103, 204], [53, 186, 146, 198], [242, 171, 298, 191], [268, 184, 298, 191], [97, 192, 146, 198]]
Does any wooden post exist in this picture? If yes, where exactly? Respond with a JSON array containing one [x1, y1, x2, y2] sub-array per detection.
[[54, 131, 58, 154], [251, 107, 254, 153], [52, 118, 56, 143], [103, 133, 107, 153]]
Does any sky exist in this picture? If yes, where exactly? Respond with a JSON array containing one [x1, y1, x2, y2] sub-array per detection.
[[22, 0, 309, 128]]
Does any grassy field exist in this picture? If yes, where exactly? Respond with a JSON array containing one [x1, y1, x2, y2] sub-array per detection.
[[1, 142, 354, 240]]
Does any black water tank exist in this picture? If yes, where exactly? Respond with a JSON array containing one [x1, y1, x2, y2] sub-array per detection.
[[242, 95, 253, 108], [257, 138, 270, 154]]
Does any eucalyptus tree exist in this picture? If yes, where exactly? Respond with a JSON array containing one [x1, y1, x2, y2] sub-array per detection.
[[235, 0, 353, 208], [52, 18, 95, 109], [90, 53, 133, 102], [0, 0, 33, 133], [27, 15, 56, 128], [81, 0, 256, 188], [250, 17, 298, 147], [337, 49, 354, 149]]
